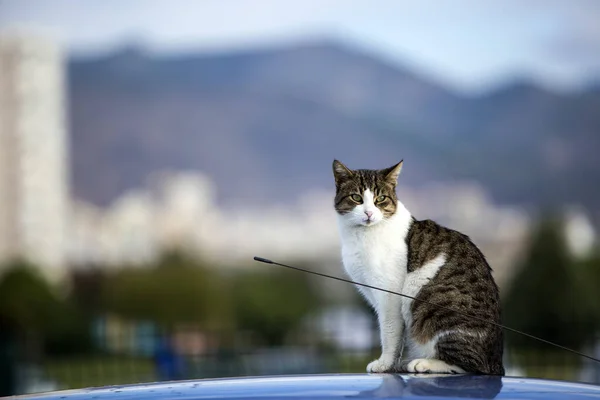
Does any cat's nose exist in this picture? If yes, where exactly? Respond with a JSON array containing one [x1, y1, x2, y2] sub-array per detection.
[[365, 211, 373, 219]]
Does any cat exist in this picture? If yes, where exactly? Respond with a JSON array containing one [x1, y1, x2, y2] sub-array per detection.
[[332, 159, 504, 375]]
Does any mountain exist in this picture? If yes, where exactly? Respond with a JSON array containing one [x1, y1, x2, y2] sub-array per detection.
[[67, 41, 600, 216]]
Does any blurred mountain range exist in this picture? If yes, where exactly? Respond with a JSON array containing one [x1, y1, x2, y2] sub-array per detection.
[[68, 40, 600, 216]]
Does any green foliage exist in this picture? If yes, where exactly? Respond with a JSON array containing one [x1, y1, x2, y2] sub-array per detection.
[[231, 265, 319, 346], [503, 215, 597, 354], [573, 253, 600, 332], [44, 302, 94, 356], [1, 252, 329, 356], [102, 250, 232, 330], [102, 252, 324, 346], [0, 259, 93, 356], [69, 268, 108, 315], [0, 259, 62, 333], [44, 355, 155, 389]]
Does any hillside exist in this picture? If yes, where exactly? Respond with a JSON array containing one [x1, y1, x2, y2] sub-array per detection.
[[67, 41, 600, 216]]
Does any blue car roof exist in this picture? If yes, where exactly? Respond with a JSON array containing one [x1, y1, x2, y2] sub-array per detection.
[[12, 373, 600, 399]]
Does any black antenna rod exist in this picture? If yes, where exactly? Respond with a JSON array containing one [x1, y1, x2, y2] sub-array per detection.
[[254, 256, 600, 365]]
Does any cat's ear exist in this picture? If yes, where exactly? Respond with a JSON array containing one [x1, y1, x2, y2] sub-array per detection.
[[332, 160, 353, 184], [382, 160, 403, 183]]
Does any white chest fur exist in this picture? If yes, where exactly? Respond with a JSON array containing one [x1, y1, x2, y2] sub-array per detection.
[[337, 203, 413, 372], [337, 206, 412, 306]]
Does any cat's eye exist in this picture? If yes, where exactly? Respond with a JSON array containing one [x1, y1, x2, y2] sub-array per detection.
[[350, 194, 363, 203], [376, 195, 386, 203]]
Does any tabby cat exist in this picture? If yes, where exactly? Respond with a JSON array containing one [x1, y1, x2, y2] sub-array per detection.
[[332, 159, 504, 375]]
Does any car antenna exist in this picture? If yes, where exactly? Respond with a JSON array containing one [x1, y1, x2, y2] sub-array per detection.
[[253, 256, 600, 365]]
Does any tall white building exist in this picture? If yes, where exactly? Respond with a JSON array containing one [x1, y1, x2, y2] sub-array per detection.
[[0, 35, 69, 280]]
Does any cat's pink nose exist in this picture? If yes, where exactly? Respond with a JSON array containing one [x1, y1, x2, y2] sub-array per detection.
[[365, 211, 373, 219]]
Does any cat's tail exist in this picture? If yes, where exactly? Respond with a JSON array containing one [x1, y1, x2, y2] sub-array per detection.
[[436, 331, 505, 376]]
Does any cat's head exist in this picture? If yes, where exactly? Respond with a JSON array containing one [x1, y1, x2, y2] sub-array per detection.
[[332, 159, 403, 227]]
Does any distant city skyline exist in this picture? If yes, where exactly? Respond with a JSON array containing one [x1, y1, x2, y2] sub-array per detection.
[[1, 0, 600, 93]]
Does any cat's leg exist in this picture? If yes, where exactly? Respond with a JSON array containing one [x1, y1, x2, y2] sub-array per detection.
[[367, 293, 404, 373], [406, 358, 465, 374]]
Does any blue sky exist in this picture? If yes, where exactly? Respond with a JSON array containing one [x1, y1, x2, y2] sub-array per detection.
[[1, 0, 599, 93]]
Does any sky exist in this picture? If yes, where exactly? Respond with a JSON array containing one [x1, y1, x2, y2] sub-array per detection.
[[1, 0, 600, 93]]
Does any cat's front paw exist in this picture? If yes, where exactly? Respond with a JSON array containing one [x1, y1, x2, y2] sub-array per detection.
[[406, 358, 465, 374], [366, 356, 396, 373]]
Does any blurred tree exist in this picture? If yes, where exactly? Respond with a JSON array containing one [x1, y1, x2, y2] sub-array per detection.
[[69, 267, 108, 315], [503, 215, 597, 354], [0, 314, 17, 396], [0, 259, 92, 357], [0, 259, 60, 333], [573, 252, 600, 333], [41, 267, 111, 356], [103, 250, 232, 332], [232, 264, 320, 346], [44, 301, 93, 356]]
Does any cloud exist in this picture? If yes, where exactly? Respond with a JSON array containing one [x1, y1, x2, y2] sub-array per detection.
[[1, 0, 600, 91], [543, 3, 600, 65]]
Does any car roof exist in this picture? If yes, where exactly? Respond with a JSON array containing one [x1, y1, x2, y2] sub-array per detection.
[[12, 373, 600, 400]]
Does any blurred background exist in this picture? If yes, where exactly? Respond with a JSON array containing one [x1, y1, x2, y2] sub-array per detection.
[[0, 0, 599, 395]]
